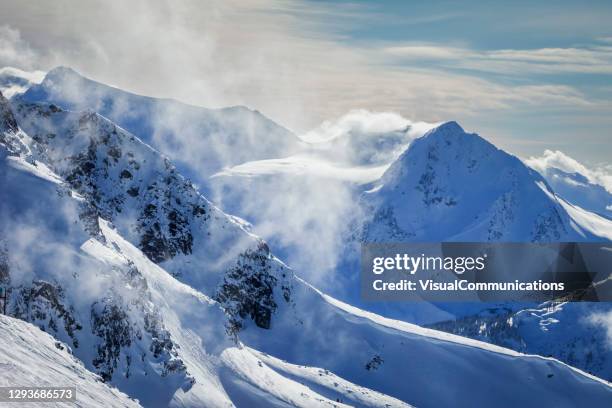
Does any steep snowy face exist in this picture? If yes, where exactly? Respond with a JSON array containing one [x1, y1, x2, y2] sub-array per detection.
[[0, 145, 202, 405], [363, 121, 601, 242], [18, 67, 303, 178], [0, 315, 141, 408], [8, 99, 294, 335]]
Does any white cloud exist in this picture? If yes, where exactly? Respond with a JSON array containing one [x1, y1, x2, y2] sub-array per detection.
[[299, 109, 437, 166], [0, 1, 599, 132], [213, 155, 389, 184], [0, 66, 45, 97], [525, 150, 612, 193], [301, 110, 414, 143], [0, 25, 37, 69]]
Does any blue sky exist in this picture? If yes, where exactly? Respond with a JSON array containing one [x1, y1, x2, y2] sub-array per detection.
[[301, 0, 612, 163], [0, 0, 610, 164]]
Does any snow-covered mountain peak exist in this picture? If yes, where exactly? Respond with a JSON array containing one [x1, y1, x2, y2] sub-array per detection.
[[430, 119, 463, 133], [363, 120, 608, 242], [378, 119, 523, 194]]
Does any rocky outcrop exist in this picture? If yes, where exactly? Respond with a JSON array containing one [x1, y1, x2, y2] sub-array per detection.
[[215, 242, 292, 338]]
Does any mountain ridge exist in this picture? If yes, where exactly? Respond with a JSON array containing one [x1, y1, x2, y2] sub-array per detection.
[[17, 66, 304, 180]]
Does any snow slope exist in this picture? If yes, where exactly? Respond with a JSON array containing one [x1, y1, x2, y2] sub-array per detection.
[[0, 315, 140, 408], [2, 92, 612, 407], [524, 158, 612, 219], [547, 168, 611, 218], [429, 301, 612, 381]]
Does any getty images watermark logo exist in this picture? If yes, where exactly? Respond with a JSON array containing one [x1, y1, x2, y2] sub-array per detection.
[[372, 253, 487, 275], [361, 243, 612, 302]]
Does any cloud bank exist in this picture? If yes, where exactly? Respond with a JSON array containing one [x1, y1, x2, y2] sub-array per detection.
[[0, 0, 606, 138], [525, 150, 612, 193]]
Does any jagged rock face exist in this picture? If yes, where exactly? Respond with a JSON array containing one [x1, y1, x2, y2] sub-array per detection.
[[215, 242, 293, 336], [0, 237, 190, 387], [90, 301, 134, 381], [362, 122, 573, 242], [90, 296, 187, 383], [11, 102, 208, 265], [0, 92, 18, 133], [0, 242, 9, 284], [10, 281, 83, 349], [7, 100, 292, 335]]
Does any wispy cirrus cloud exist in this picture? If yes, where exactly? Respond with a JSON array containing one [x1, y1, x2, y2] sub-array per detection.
[[383, 42, 612, 75]]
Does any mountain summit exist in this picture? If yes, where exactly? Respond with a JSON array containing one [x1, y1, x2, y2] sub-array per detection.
[[364, 121, 607, 242]]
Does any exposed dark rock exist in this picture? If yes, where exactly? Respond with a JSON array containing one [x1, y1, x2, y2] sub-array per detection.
[[10, 280, 82, 348], [365, 355, 383, 371], [215, 244, 288, 338], [91, 301, 134, 382]]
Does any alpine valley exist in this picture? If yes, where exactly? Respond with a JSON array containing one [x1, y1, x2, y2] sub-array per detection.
[[0, 67, 611, 407]]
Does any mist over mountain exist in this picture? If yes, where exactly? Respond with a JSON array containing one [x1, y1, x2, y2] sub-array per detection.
[[0, 66, 44, 98], [17, 66, 303, 181], [1, 66, 612, 407], [208, 113, 612, 380], [523, 149, 611, 218]]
